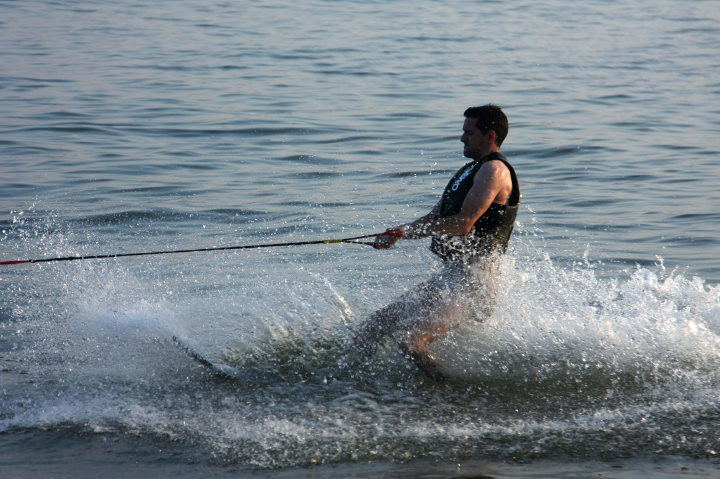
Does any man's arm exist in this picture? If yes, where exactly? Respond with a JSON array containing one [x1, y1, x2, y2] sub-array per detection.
[[404, 199, 441, 230], [374, 161, 510, 248], [412, 160, 509, 237], [373, 200, 440, 249]]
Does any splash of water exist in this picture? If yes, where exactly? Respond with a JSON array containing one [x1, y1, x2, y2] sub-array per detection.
[[3, 214, 720, 468]]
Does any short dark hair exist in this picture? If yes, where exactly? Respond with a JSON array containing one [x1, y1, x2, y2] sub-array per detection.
[[464, 104, 508, 146]]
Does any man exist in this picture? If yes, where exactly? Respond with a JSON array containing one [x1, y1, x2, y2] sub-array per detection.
[[357, 104, 520, 378]]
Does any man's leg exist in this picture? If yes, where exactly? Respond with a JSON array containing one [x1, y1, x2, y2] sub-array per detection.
[[353, 280, 440, 359], [397, 301, 464, 379], [398, 262, 496, 377], [351, 261, 494, 372]]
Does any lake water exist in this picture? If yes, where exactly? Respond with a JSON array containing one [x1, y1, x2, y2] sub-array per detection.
[[1, 0, 720, 477]]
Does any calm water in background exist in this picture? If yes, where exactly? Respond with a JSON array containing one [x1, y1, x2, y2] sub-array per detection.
[[1, 0, 720, 477]]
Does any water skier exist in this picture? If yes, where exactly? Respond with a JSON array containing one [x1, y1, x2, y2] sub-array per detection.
[[357, 104, 520, 378]]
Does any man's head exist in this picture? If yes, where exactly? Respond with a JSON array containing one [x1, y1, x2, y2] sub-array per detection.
[[461, 104, 508, 159]]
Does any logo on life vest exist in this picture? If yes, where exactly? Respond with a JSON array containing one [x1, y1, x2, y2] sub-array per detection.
[[451, 165, 475, 191]]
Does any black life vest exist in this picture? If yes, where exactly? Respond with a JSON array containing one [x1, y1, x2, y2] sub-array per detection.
[[430, 152, 520, 262]]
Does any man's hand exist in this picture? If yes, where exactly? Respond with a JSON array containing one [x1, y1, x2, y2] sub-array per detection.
[[373, 228, 404, 249]]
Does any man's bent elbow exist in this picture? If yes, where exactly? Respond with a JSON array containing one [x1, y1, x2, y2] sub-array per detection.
[[454, 217, 475, 235]]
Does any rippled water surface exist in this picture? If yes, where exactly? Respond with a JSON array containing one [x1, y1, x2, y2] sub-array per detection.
[[1, 0, 720, 476]]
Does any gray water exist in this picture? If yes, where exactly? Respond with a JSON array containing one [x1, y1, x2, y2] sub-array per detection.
[[2, 0, 720, 477]]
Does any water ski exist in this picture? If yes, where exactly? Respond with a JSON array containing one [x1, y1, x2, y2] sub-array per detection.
[[172, 335, 234, 379]]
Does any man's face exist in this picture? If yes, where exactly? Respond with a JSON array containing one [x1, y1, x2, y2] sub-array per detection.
[[461, 117, 494, 159]]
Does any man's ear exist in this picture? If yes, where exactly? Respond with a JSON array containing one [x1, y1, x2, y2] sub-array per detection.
[[487, 129, 497, 145]]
